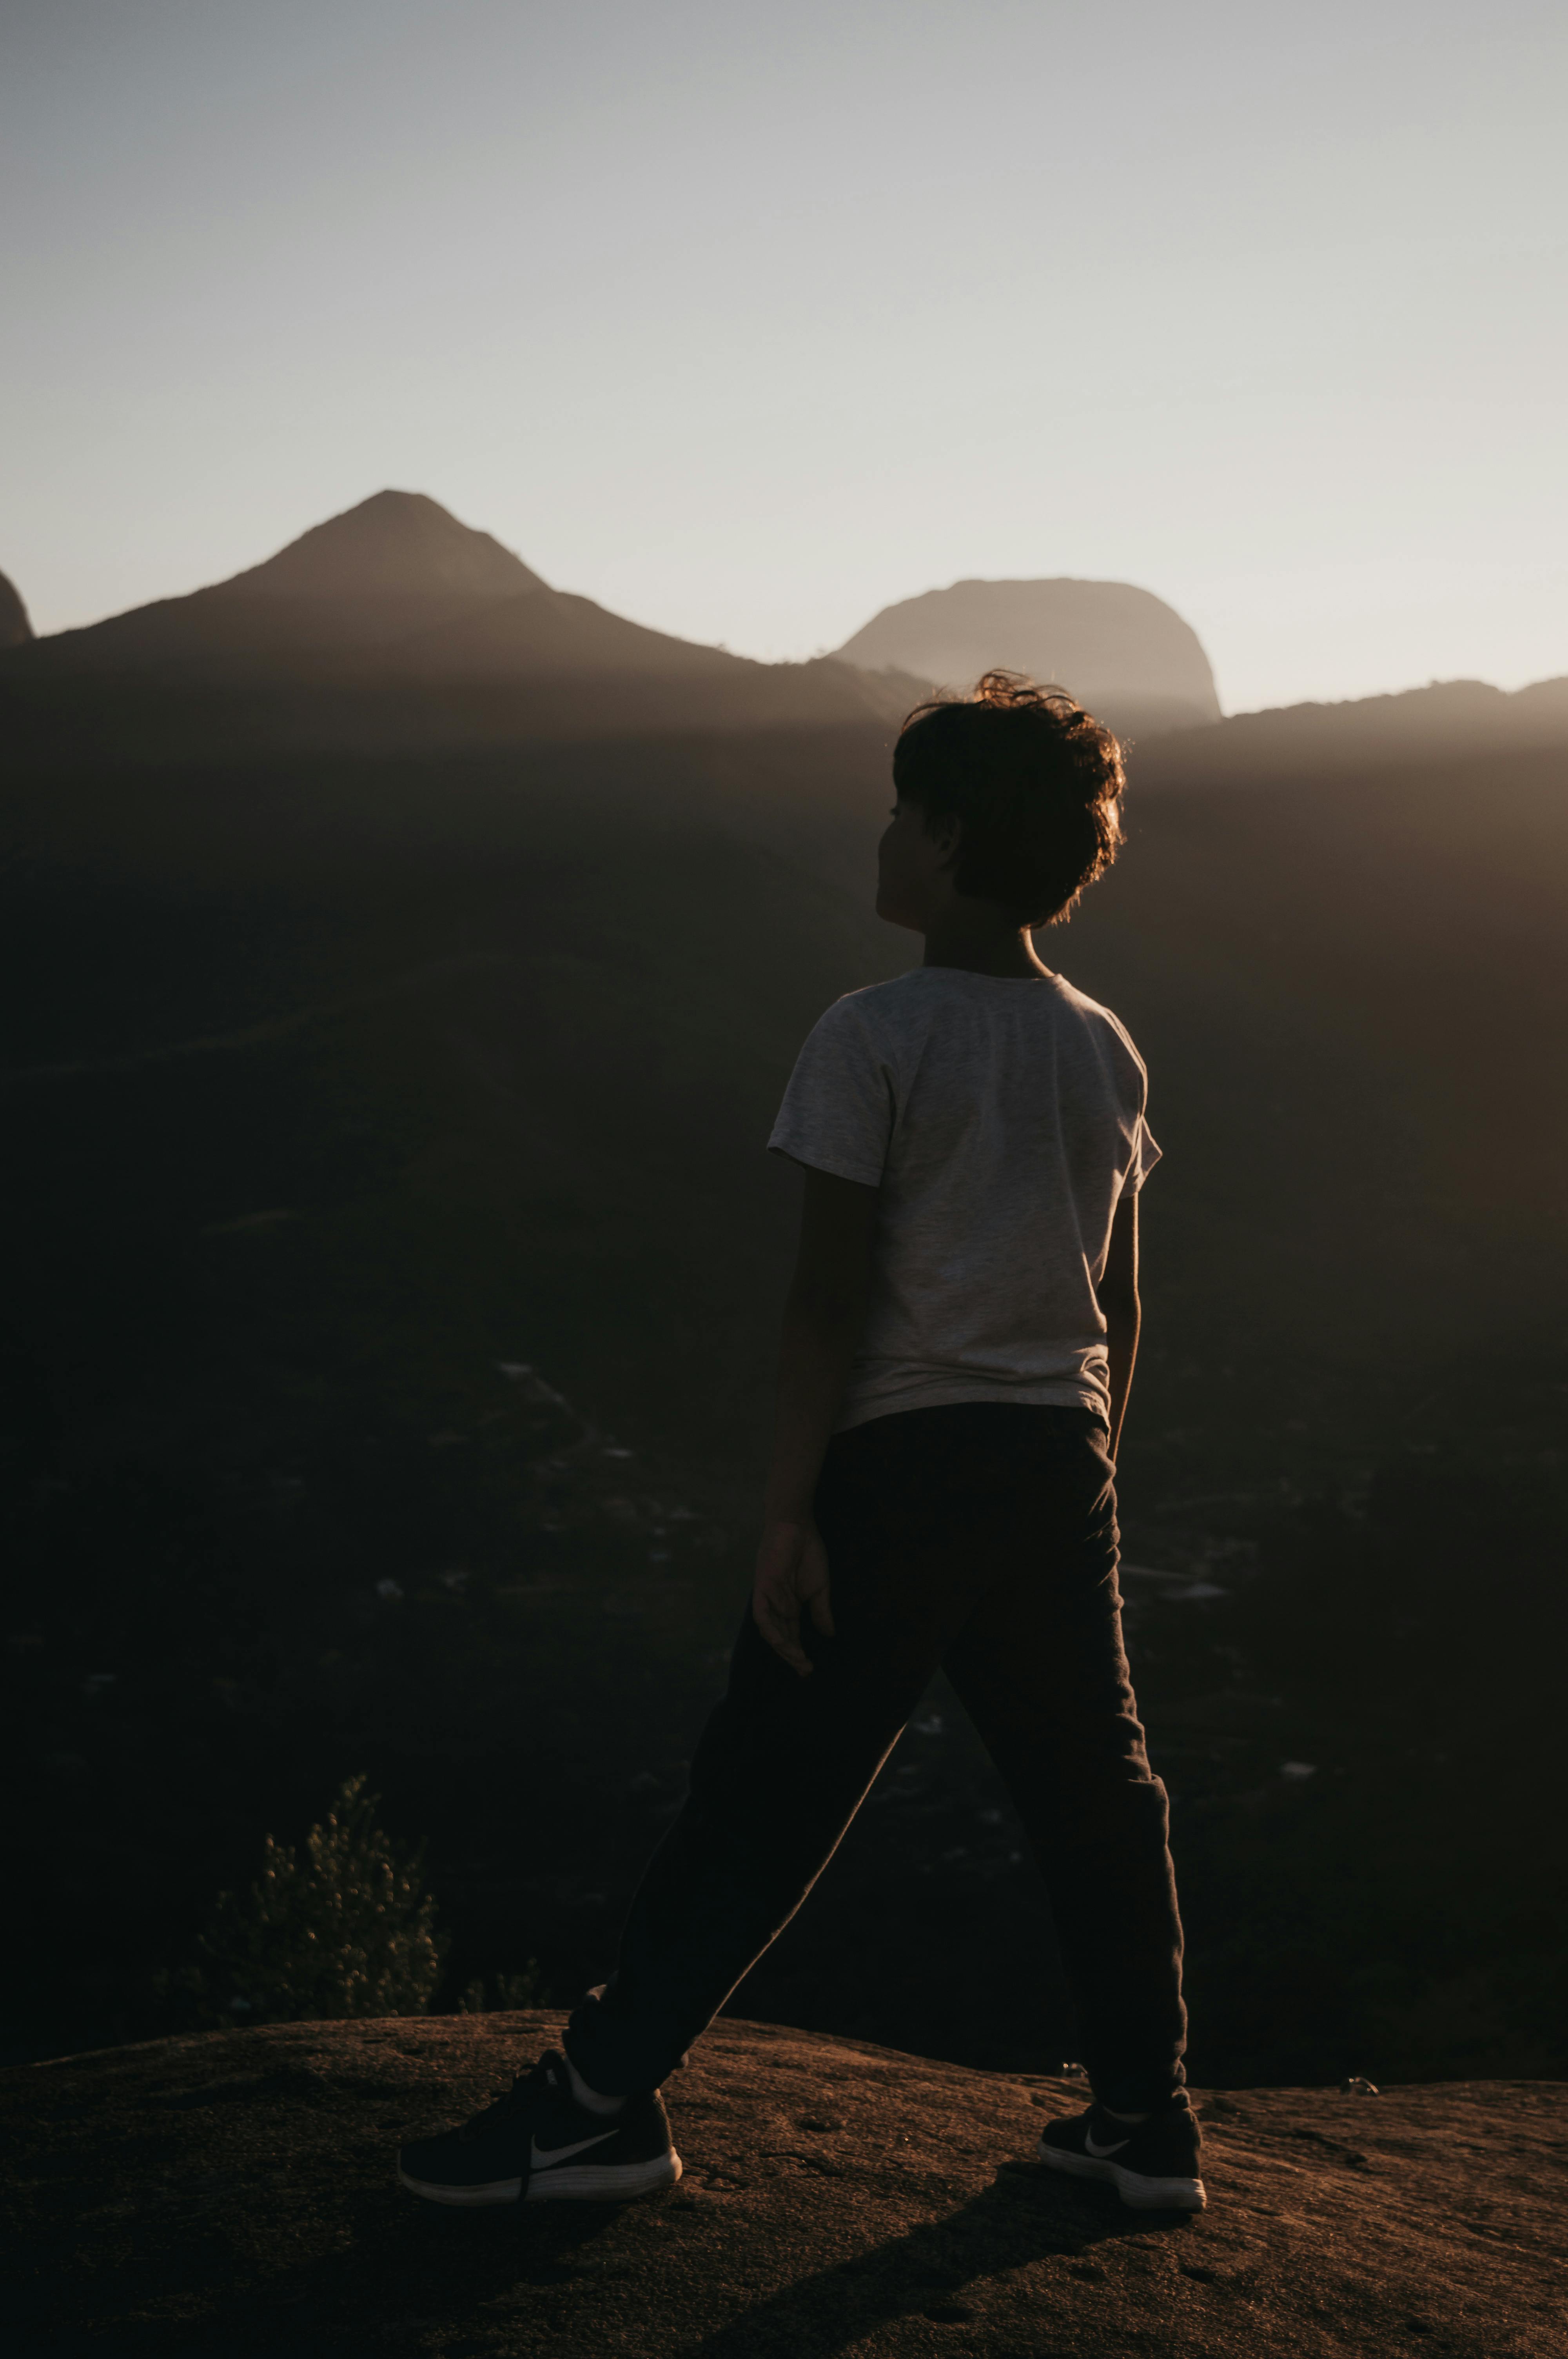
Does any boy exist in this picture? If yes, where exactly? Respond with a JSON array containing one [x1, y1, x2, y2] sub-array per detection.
[[398, 672, 1201, 2214]]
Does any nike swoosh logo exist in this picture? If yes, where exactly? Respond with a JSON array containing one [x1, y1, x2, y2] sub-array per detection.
[[1083, 2130, 1132, 2158], [531, 2128, 619, 2168]]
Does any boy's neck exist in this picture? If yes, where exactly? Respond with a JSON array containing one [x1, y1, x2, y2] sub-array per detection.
[[921, 909, 1053, 980]]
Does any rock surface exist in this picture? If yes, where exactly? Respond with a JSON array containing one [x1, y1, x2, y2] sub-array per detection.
[[5, 2012, 1563, 2355]]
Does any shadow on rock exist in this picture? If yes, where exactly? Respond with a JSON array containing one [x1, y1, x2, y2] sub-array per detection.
[[676, 2161, 1193, 2357], [257, 2186, 641, 2328]]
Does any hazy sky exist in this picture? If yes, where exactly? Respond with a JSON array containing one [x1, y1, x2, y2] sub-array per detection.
[[4, 0, 1564, 711]]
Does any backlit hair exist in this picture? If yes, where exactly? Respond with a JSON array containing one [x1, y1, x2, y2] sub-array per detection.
[[892, 671, 1125, 927]]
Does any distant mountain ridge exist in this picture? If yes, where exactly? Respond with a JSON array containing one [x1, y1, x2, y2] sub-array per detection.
[[1131, 670, 1568, 787], [834, 576, 1223, 738], [7, 501, 1566, 761], [3, 491, 917, 735]]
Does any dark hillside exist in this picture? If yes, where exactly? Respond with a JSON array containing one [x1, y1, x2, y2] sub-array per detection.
[[2, 655, 1566, 2088], [1131, 672, 1568, 780], [0, 722, 904, 1472], [1071, 732, 1568, 1377]]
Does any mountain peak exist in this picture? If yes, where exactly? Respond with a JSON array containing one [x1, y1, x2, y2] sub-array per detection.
[[211, 490, 548, 607], [4, 493, 552, 674], [835, 576, 1221, 735]]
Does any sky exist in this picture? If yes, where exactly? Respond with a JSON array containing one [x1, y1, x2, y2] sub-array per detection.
[[3, 0, 1565, 712]]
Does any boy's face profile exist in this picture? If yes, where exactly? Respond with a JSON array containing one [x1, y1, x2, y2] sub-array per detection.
[[877, 798, 961, 935]]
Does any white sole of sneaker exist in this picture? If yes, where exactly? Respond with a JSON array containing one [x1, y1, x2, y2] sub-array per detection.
[[526, 2152, 682, 2203], [397, 2152, 682, 2207], [1038, 2139, 1206, 2212]]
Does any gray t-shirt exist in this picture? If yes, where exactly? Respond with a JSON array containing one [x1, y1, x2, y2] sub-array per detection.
[[768, 966, 1160, 1432]]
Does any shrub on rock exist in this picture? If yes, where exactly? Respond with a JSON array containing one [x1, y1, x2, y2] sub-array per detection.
[[195, 1775, 447, 2023]]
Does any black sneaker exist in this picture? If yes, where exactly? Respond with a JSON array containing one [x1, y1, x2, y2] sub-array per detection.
[[1038, 2091, 1205, 2211], [397, 2051, 681, 2207]]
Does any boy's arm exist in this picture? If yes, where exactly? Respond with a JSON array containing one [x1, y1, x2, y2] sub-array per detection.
[[754, 1164, 878, 1676], [1101, 1187, 1141, 1458]]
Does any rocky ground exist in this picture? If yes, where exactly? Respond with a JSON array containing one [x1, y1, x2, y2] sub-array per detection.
[[4, 2011, 1564, 2356]]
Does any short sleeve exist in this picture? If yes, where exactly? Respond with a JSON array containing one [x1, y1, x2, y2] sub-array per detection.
[[1125, 1114, 1162, 1194], [768, 998, 893, 1186]]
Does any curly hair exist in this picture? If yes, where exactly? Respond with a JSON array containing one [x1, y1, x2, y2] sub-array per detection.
[[892, 671, 1125, 927]]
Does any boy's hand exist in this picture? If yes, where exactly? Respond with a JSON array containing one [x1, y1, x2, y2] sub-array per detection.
[[752, 1517, 835, 1677]]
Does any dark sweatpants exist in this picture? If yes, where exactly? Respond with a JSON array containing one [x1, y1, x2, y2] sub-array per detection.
[[565, 1403, 1188, 2115]]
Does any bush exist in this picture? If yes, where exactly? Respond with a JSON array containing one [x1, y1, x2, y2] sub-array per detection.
[[195, 1775, 447, 2023]]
